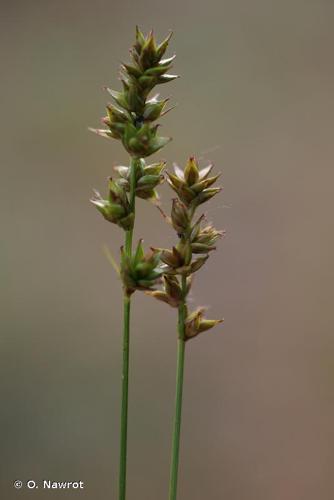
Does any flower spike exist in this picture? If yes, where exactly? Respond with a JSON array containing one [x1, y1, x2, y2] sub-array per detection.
[[90, 28, 178, 158]]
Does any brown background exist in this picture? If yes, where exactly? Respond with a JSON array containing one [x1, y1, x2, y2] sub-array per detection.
[[1, 0, 334, 499]]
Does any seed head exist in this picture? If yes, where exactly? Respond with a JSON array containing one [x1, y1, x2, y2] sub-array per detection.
[[114, 159, 165, 203], [166, 157, 221, 208], [146, 275, 183, 307], [185, 308, 223, 341], [90, 27, 178, 158], [120, 240, 164, 295], [90, 178, 134, 230], [171, 199, 190, 235], [191, 224, 224, 254], [146, 153, 224, 344]]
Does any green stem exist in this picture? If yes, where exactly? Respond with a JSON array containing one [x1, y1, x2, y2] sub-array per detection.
[[119, 157, 138, 500], [169, 274, 187, 500], [124, 158, 137, 254], [119, 294, 131, 500]]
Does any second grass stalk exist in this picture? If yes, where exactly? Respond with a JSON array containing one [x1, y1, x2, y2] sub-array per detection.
[[147, 158, 223, 499]]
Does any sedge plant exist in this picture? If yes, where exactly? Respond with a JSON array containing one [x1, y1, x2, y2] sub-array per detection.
[[147, 157, 224, 500], [90, 27, 178, 500]]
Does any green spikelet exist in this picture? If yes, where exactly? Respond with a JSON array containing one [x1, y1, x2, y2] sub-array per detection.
[[120, 240, 164, 295], [166, 157, 221, 208]]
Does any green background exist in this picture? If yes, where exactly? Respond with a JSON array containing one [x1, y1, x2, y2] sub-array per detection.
[[1, 0, 334, 498]]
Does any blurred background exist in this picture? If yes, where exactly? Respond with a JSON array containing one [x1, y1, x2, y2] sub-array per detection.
[[1, 0, 334, 499]]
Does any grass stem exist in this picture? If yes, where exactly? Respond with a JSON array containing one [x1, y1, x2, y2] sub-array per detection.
[[119, 157, 138, 500], [169, 274, 187, 500]]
